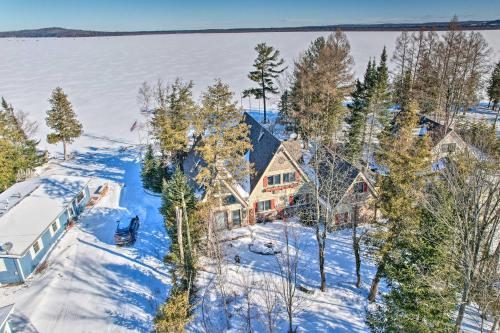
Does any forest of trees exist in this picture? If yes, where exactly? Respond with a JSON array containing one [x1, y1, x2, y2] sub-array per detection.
[[142, 18, 499, 333]]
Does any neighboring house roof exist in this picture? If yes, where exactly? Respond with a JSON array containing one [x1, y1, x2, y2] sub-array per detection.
[[182, 147, 207, 196], [244, 112, 282, 191], [416, 115, 450, 146], [0, 175, 89, 257], [0, 304, 14, 329], [317, 151, 365, 209], [182, 148, 249, 206]]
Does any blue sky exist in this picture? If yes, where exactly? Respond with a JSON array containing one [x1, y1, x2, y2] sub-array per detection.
[[0, 0, 498, 31]]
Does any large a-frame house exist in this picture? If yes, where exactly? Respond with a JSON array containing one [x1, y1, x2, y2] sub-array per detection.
[[183, 111, 376, 229]]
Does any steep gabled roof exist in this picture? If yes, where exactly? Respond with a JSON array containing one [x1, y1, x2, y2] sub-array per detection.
[[416, 115, 449, 146], [243, 112, 282, 191], [182, 148, 249, 205], [182, 147, 206, 194], [317, 151, 361, 208]]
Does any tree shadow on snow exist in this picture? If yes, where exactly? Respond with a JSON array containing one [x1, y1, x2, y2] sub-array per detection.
[[9, 310, 41, 333]]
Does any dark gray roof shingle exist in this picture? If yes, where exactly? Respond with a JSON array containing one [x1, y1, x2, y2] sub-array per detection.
[[317, 150, 361, 208], [243, 112, 282, 192]]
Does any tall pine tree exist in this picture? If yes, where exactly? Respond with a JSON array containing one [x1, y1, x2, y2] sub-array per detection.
[[46, 87, 83, 160], [368, 101, 431, 303], [291, 31, 354, 144], [194, 80, 252, 192], [141, 144, 164, 192], [160, 167, 198, 266], [243, 43, 287, 123], [345, 79, 367, 164], [151, 79, 196, 167]]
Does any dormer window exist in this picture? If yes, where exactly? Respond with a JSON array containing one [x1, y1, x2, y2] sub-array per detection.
[[258, 130, 264, 142]]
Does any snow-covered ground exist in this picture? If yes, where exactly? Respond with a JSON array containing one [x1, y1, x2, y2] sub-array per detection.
[[0, 31, 499, 151], [189, 220, 378, 333], [189, 220, 495, 333], [0, 143, 170, 333]]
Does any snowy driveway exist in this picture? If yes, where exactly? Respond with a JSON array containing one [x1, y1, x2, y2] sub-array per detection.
[[1, 146, 170, 333]]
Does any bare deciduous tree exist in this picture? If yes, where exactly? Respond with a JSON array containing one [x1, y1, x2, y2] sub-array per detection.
[[275, 222, 303, 333], [258, 273, 282, 333], [392, 18, 491, 133]]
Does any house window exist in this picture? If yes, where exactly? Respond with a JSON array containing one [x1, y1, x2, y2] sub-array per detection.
[[354, 182, 367, 193], [0, 259, 6, 272], [441, 143, 457, 153], [232, 210, 241, 226], [257, 200, 272, 212], [223, 195, 237, 205], [214, 211, 228, 230], [267, 175, 281, 186], [51, 221, 59, 233], [31, 239, 44, 257], [283, 172, 296, 183], [68, 205, 75, 218], [76, 191, 85, 204], [335, 212, 349, 225], [49, 219, 60, 236]]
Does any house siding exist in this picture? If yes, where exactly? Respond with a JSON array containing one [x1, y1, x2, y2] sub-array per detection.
[[211, 182, 249, 229], [0, 258, 21, 285], [250, 150, 305, 215], [0, 183, 91, 284], [432, 131, 467, 161], [331, 176, 376, 227]]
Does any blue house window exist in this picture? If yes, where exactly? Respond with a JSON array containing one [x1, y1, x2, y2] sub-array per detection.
[[76, 191, 85, 204], [32, 239, 43, 256]]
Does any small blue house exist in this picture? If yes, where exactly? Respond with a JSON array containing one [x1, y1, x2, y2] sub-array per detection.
[[0, 175, 90, 285], [0, 304, 14, 333]]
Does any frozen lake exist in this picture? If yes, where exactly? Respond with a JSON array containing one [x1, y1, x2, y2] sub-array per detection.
[[0, 31, 499, 151]]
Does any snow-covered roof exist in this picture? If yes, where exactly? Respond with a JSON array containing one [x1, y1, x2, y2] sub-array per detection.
[[0, 175, 90, 257], [0, 303, 14, 329]]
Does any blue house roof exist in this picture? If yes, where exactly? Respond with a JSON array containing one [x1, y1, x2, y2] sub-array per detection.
[[0, 175, 89, 257]]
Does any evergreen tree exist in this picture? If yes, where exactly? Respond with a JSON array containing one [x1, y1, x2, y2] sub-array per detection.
[[0, 140, 18, 191], [160, 167, 197, 265], [290, 31, 354, 144], [366, 48, 391, 165], [46, 87, 83, 160], [151, 79, 196, 167], [154, 286, 192, 333], [368, 101, 431, 303], [368, 206, 457, 332], [0, 98, 43, 191], [155, 168, 200, 332], [278, 89, 294, 129], [345, 79, 367, 163], [141, 144, 164, 192], [194, 80, 252, 192], [487, 61, 500, 126], [243, 43, 287, 123], [488, 61, 500, 108]]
